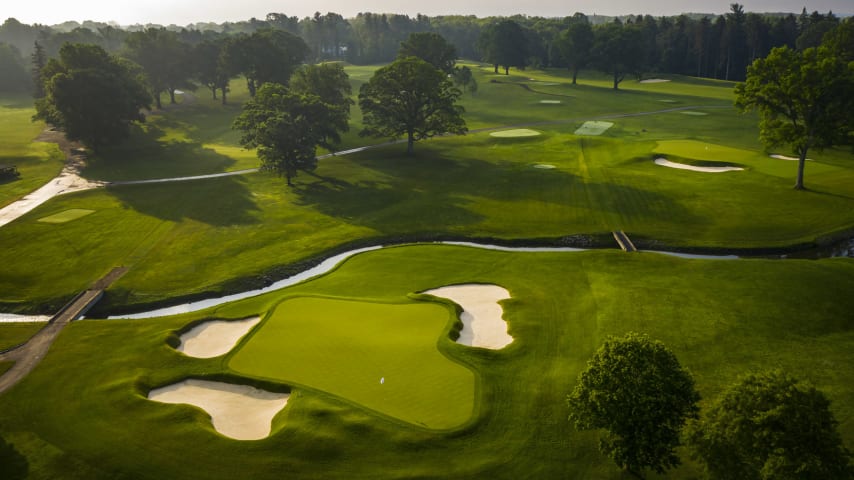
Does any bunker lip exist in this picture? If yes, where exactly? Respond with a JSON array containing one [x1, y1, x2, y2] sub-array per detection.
[[423, 284, 513, 350], [148, 379, 288, 441], [177, 316, 261, 358], [654, 158, 744, 173]]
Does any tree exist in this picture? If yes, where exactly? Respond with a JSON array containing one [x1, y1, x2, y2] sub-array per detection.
[[567, 333, 700, 479], [30, 40, 47, 98], [224, 29, 308, 97], [192, 39, 234, 104], [452, 65, 478, 96], [556, 16, 594, 84], [735, 44, 854, 190], [478, 20, 528, 75], [398, 31, 457, 74], [290, 63, 353, 146], [358, 56, 467, 155], [124, 28, 194, 109], [0, 42, 30, 93], [592, 21, 645, 90], [233, 83, 343, 186], [688, 370, 853, 479], [34, 43, 151, 150], [0, 434, 28, 480]]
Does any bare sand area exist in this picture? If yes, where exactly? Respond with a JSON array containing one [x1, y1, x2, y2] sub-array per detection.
[[423, 284, 513, 349], [148, 379, 288, 440], [177, 317, 261, 358], [770, 154, 811, 161], [640, 78, 671, 83], [654, 158, 744, 173], [0, 314, 50, 323]]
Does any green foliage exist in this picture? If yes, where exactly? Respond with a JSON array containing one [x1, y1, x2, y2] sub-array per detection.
[[30, 41, 46, 98], [0, 42, 30, 93], [688, 370, 853, 479], [33, 43, 151, 150], [556, 17, 594, 84], [735, 44, 854, 189], [223, 29, 308, 97], [191, 39, 233, 104], [567, 332, 700, 477], [592, 22, 645, 90], [289, 62, 353, 144], [478, 20, 529, 75], [359, 56, 467, 154], [398, 32, 458, 74], [233, 83, 345, 185], [123, 28, 195, 109]]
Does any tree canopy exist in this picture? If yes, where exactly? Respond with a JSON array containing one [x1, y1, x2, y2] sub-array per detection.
[[289, 63, 353, 146], [0, 42, 30, 93], [591, 21, 645, 89], [233, 82, 347, 186], [33, 43, 151, 150], [567, 333, 700, 479], [478, 20, 528, 75], [397, 31, 457, 74], [688, 370, 853, 480], [358, 56, 467, 155], [735, 40, 854, 190], [556, 16, 594, 84], [224, 29, 308, 97], [123, 28, 194, 109]]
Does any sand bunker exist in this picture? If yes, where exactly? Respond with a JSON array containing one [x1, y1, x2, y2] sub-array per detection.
[[539, 100, 561, 104], [680, 111, 708, 116], [148, 379, 288, 440], [490, 129, 542, 138], [654, 158, 744, 173], [574, 121, 614, 136], [177, 317, 261, 358], [640, 78, 671, 83], [533, 164, 556, 169], [0, 313, 50, 323], [423, 284, 513, 350], [770, 154, 811, 161]]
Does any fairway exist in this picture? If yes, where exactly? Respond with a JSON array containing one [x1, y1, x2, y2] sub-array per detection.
[[228, 296, 476, 429], [37, 208, 95, 224]]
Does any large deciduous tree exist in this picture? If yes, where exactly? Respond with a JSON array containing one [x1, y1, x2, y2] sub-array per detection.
[[33, 43, 151, 150], [124, 28, 194, 109], [0, 42, 30, 93], [224, 29, 308, 97], [397, 31, 458, 74], [592, 21, 645, 90], [735, 44, 854, 190], [358, 56, 467, 155], [567, 333, 700, 479], [290, 62, 353, 144], [556, 15, 594, 85], [233, 83, 344, 186], [688, 370, 853, 480], [478, 20, 528, 75], [192, 39, 235, 104]]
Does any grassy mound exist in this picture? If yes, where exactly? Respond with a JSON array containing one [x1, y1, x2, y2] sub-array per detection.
[[228, 296, 476, 429]]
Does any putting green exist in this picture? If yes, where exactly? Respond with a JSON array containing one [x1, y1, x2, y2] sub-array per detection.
[[37, 209, 95, 224], [228, 296, 476, 429], [490, 129, 542, 138], [573, 121, 614, 136]]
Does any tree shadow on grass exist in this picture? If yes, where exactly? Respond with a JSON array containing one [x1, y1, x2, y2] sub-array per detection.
[[107, 174, 261, 226]]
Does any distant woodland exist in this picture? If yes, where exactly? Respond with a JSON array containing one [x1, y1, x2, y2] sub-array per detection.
[[0, 6, 846, 94]]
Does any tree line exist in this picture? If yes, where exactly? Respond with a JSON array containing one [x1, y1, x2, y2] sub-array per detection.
[[0, 5, 846, 94]]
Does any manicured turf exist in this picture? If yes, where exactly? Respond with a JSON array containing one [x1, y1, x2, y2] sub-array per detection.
[[573, 120, 614, 135], [37, 208, 95, 224], [229, 296, 475, 429], [0, 245, 851, 479], [0, 322, 44, 350], [0, 96, 64, 209]]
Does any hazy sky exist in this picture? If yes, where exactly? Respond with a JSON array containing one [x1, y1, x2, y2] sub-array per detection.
[[5, 0, 851, 26]]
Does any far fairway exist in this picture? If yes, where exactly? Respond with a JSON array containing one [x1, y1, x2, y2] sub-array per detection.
[[228, 296, 476, 429]]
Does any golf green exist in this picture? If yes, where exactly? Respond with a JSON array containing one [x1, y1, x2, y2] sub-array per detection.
[[228, 296, 476, 429]]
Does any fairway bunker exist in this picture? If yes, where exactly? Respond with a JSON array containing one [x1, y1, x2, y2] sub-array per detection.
[[770, 154, 811, 161], [640, 78, 671, 83], [539, 100, 561, 104], [490, 129, 542, 138], [574, 121, 614, 136], [177, 316, 261, 358], [533, 164, 556, 169], [423, 284, 513, 350], [654, 158, 744, 173], [148, 379, 288, 440]]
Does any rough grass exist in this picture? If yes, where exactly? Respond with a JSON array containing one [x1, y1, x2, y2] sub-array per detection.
[[37, 208, 95, 224], [0, 322, 44, 350], [229, 296, 475, 429], [0, 245, 851, 479], [0, 95, 64, 208]]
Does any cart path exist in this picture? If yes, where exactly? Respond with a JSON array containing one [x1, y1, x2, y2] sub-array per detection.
[[0, 105, 726, 229], [0, 268, 126, 395]]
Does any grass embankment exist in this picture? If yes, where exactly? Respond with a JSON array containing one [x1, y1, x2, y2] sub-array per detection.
[[0, 323, 45, 351], [0, 245, 851, 479], [0, 96, 64, 208]]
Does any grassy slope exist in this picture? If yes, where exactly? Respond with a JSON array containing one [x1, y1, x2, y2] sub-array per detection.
[[1, 66, 853, 313], [0, 96, 64, 208], [0, 322, 45, 351], [0, 245, 850, 479]]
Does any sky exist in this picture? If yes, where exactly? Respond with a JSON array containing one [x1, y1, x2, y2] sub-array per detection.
[[5, 0, 851, 26]]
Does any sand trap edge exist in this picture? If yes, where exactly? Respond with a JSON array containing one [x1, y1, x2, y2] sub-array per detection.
[[654, 158, 744, 173]]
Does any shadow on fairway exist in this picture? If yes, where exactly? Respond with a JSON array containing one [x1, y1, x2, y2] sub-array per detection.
[[107, 174, 260, 226]]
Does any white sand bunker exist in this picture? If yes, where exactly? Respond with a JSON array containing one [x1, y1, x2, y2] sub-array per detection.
[[533, 164, 556, 169], [424, 284, 513, 350], [654, 158, 744, 173], [574, 121, 614, 136], [539, 100, 561, 104], [490, 129, 542, 138], [177, 316, 261, 358], [770, 154, 811, 161], [148, 379, 288, 440], [640, 78, 671, 83]]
